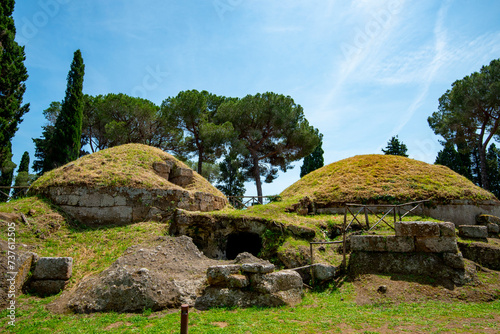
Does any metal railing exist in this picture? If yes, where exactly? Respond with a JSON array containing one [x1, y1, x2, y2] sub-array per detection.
[[227, 196, 276, 209], [344, 200, 429, 232], [306, 200, 429, 285]]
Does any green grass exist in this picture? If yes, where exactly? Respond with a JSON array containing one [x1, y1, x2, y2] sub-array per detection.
[[2, 197, 499, 333], [0, 197, 168, 285], [1, 285, 499, 333]]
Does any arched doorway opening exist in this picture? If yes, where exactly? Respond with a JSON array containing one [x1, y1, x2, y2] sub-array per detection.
[[225, 232, 262, 260]]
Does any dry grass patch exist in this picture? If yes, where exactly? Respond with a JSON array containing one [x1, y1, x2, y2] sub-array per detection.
[[30, 143, 225, 198], [281, 154, 497, 206]]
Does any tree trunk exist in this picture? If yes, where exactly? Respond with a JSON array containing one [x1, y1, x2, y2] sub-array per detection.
[[479, 143, 490, 190], [252, 154, 263, 203], [197, 148, 203, 175]]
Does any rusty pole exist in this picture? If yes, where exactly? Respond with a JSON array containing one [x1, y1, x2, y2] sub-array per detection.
[[180, 304, 189, 334]]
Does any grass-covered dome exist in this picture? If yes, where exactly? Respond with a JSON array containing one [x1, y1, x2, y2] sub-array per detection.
[[31, 143, 225, 198], [281, 154, 497, 206]]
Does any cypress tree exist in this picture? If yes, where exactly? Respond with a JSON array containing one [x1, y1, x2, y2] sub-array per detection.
[[0, 0, 29, 198], [300, 136, 324, 178], [12, 151, 33, 199], [44, 50, 85, 171], [17, 151, 29, 173], [0, 143, 16, 201]]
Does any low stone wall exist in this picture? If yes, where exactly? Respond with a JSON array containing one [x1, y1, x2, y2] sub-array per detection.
[[39, 186, 227, 225], [317, 200, 500, 227], [349, 222, 471, 285], [458, 242, 500, 271]]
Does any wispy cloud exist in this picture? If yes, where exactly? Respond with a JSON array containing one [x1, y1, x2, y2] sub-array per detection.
[[384, 0, 452, 144]]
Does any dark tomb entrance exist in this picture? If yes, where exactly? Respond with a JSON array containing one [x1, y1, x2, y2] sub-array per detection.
[[226, 232, 262, 260]]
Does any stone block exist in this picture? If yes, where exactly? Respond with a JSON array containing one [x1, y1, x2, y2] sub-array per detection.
[[312, 264, 337, 281], [487, 223, 500, 234], [153, 161, 173, 179], [15, 252, 37, 292], [476, 214, 500, 227], [32, 257, 73, 280], [458, 225, 488, 239], [207, 264, 242, 286], [251, 270, 303, 294], [241, 262, 275, 274], [226, 274, 249, 288], [386, 236, 415, 252], [415, 237, 458, 253], [439, 222, 456, 237], [29, 280, 68, 296], [443, 252, 465, 269], [350, 235, 387, 252], [395, 221, 440, 237], [170, 166, 193, 178]]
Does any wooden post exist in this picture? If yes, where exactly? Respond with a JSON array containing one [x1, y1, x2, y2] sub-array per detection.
[[364, 207, 369, 229], [342, 207, 347, 268], [181, 304, 189, 334], [310, 242, 314, 286]]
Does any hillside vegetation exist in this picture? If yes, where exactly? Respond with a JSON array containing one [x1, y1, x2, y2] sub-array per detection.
[[30, 143, 225, 198], [281, 154, 497, 206]]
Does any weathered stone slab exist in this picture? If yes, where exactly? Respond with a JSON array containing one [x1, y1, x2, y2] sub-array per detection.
[[443, 252, 465, 269], [194, 286, 303, 310], [476, 214, 500, 227], [439, 222, 456, 237], [350, 235, 387, 252], [395, 221, 440, 237], [348, 251, 472, 285], [15, 252, 37, 293], [250, 270, 303, 294], [207, 265, 242, 286], [30, 280, 68, 296], [458, 242, 500, 271], [241, 262, 275, 274], [386, 236, 415, 252], [350, 235, 414, 252], [487, 223, 500, 234], [153, 161, 173, 179], [458, 225, 488, 239], [32, 257, 73, 280], [312, 264, 337, 281], [415, 237, 458, 253], [226, 274, 249, 288], [169, 167, 193, 187]]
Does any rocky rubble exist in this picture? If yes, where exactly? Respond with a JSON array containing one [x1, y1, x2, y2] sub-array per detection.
[[195, 260, 303, 310], [50, 236, 303, 314]]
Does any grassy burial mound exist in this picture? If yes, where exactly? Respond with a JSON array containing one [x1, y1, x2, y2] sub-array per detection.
[[30, 144, 227, 224], [281, 154, 497, 209]]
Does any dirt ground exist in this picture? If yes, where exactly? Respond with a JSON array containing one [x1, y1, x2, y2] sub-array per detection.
[[351, 263, 500, 306]]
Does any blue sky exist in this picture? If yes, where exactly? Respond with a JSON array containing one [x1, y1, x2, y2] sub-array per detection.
[[10, 0, 500, 196]]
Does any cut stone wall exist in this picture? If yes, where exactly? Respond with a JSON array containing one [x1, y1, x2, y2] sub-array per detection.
[[40, 186, 227, 225], [349, 222, 472, 285]]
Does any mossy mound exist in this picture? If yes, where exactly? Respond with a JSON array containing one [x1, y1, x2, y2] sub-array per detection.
[[31, 143, 225, 199], [281, 154, 497, 206]]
